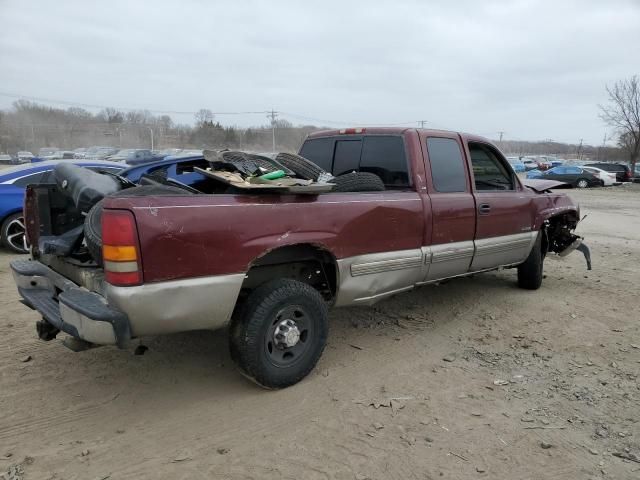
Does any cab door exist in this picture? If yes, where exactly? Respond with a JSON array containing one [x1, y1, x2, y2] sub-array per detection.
[[420, 132, 476, 281], [464, 141, 536, 271]]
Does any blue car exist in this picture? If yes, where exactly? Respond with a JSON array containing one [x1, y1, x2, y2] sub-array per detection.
[[506, 157, 526, 173], [526, 169, 544, 179], [120, 155, 209, 185], [0, 160, 123, 253]]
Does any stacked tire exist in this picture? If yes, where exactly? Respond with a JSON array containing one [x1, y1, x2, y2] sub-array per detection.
[[275, 153, 385, 192]]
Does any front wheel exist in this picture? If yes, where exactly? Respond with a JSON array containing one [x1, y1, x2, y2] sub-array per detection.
[[229, 279, 328, 389], [576, 178, 589, 188], [1, 212, 29, 254], [517, 232, 544, 290]]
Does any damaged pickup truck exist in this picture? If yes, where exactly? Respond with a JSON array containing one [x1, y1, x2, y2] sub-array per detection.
[[10, 128, 590, 388]]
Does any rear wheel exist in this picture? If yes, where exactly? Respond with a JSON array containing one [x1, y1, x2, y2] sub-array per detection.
[[1, 212, 28, 254], [229, 279, 328, 389], [517, 232, 544, 290], [576, 178, 589, 188]]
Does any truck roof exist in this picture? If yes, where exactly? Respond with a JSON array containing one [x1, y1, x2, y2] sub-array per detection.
[[306, 127, 491, 144]]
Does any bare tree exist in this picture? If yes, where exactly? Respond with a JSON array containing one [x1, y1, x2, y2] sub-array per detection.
[[194, 108, 214, 126], [599, 75, 640, 171]]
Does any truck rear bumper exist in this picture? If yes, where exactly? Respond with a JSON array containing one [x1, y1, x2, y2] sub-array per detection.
[[12, 259, 246, 342], [11, 259, 130, 348]]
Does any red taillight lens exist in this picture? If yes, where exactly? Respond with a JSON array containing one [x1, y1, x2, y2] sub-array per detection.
[[102, 209, 142, 286], [625, 170, 632, 179], [103, 210, 137, 245]]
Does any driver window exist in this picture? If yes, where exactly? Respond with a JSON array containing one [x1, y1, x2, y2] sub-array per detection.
[[469, 143, 514, 191]]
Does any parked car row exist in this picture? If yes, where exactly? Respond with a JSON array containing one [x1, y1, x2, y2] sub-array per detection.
[[524, 162, 633, 188], [0, 146, 200, 165]]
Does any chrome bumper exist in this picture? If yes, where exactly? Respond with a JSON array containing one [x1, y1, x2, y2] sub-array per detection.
[[11, 259, 246, 343], [11, 259, 129, 347]]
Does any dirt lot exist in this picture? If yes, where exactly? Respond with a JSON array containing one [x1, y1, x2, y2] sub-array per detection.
[[1, 185, 639, 480]]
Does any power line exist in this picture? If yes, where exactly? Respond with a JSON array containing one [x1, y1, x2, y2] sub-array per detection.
[[0, 90, 449, 129], [0, 91, 270, 116]]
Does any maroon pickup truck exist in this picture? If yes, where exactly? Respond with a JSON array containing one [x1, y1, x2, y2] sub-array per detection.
[[11, 128, 589, 388]]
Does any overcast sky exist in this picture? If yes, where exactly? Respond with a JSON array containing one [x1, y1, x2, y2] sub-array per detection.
[[1, 0, 638, 145]]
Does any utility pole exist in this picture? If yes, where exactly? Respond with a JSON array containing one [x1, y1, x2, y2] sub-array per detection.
[[147, 126, 154, 151], [577, 138, 583, 160], [599, 133, 608, 161], [267, 109, 278, 152], [419, 120, 428, 128], [498, 131, 504, 142]]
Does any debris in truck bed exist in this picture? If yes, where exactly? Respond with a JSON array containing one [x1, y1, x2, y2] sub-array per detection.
[[193, 166, 334, 194]]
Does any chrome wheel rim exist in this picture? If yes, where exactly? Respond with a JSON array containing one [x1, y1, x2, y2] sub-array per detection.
[[577, 180, 588, 188], [5, 216, 28, 252]]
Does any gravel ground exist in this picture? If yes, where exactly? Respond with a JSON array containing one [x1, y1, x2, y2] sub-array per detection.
[[1, 184, 639, 480]]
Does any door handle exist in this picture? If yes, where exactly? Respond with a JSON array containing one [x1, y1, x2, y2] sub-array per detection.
[[478, 203, 491, 215]]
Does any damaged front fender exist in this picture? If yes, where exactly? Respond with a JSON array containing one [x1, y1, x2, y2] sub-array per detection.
[[544, 216, 592, 270], [556, 235, 592, 270]]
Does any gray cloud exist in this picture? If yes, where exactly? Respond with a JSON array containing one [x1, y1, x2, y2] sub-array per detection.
[[0, 0, 638, 144]]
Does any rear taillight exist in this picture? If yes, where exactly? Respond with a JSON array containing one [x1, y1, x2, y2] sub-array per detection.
[[339, 128, 365, 134], [102, 209, 142, 286], [625, 170, 632, 180]]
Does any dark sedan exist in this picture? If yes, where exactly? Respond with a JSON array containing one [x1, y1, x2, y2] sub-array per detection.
[[537, 166, 601, 188]]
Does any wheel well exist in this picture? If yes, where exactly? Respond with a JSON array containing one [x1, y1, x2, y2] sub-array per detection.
[[242, 244, 337, 301]]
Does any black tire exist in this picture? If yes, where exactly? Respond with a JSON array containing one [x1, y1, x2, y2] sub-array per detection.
[[84, 185, 193, 264], [275, 152, 326, 181], [330, 171, 385, 192], [84, 199, 105, 264], [517, 232, 544, 290], [1, 212, 28, 254], [229, 279, 328, 389]]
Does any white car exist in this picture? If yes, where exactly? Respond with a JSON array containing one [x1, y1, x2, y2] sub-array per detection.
[[16, 151, 34, 164], [581, 166, 619, 186]]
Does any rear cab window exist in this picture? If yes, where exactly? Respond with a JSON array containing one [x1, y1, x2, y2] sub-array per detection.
[[299, 135, 411, 189], [298, 138, 334, 172]]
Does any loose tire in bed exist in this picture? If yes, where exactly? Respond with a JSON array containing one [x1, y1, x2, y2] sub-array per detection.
[[330, 171, 385, 192], [275, 152, 326, 181], [84, 185, 193, 265]]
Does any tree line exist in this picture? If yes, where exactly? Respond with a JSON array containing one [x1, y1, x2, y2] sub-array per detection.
[[0, 93, 636, 165], [0, 101, 320, 154]]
